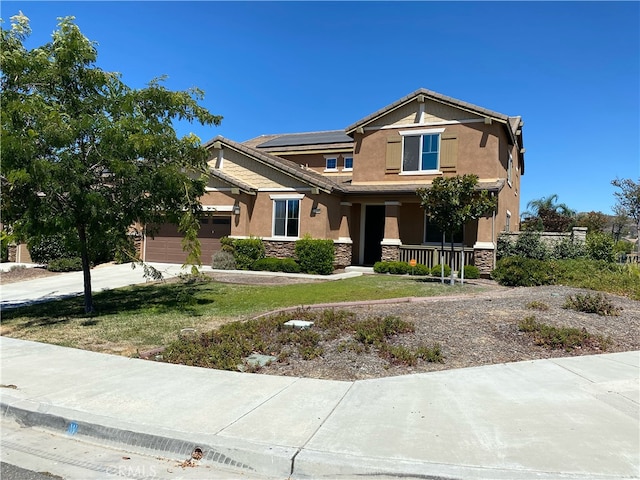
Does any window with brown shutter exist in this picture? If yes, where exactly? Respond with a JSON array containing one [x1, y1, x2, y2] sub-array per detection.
[[440, 135, 458, 173], [385, 136, 402, 173]]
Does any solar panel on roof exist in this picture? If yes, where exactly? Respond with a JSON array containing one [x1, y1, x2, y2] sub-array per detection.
[[257, 131, 353, 148]]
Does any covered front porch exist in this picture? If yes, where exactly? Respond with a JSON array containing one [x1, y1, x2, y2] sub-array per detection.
[[342, 200, 496, 274]]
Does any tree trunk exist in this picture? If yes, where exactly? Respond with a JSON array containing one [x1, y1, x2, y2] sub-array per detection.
[[449, 232, 455, 286], [440, 233, 445, 284], [77, 223, 94, 314]]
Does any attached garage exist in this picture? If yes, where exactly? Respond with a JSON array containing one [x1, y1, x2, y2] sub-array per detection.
[[144, 216, 231, 264]]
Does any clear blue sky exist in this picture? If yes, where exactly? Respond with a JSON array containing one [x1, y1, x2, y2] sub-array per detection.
[[3, 1, 639, 216]]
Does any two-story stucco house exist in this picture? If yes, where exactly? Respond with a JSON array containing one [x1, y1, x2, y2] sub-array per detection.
[[142, 88, 525, 273]]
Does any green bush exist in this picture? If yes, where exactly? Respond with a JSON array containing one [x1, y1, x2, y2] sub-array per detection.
[[374, 261, 429, 275], [211, 250, 236, 270], [47, 257, 83, 272], [233, 237, 265, 270], [518, 316, 612, 352], [28, 234, 77, 264], [295, 237, 334, 275], [496, 234, 514, 260], [252, 257, 301, 273], [491, 256, 555, 287], [563, 292, 621, 316], [1, 230, 12, 262], [551, 237, 585, 260], [459, 265, 480, 279], [586, 232, 614, 262], [512, 231, 549, 260], [430, 264, 452, 277]]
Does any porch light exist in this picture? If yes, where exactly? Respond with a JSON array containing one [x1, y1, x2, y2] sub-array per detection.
[[233, 204, 241, 215], [311, 207, 322, 215]]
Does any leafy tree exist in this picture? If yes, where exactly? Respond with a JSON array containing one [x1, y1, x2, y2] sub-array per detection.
[[611, 178, 640, 254], [574, 211, 608, 234], [521, 194, 576, 232], [417, 174, 496, 284], [1, 14, 222, 312]]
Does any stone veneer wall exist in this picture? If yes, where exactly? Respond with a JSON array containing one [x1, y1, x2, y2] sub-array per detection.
[[381, 245, 400, 262], [262, 240, 352, 269], [334, 242, 352, 269], [473, 249, 494, 275]]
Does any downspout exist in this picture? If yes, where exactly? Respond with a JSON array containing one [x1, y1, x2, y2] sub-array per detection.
[[492, 209, 496, 269]]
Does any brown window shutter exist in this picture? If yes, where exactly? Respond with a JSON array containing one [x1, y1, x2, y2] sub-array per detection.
[[440, 135, 458, 172], [386, 136, 402, 173]]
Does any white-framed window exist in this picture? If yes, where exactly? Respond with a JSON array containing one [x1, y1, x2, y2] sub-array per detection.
[[507, 152, 513, 186], [325, 156, 338, 172], [271, 194, 303, 238], [343, 156, 353, 170], [400, 128, 445, 174], [506, 210, 512, 232]]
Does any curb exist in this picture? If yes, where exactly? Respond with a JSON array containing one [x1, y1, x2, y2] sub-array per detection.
[[1, 397, 296, 478]]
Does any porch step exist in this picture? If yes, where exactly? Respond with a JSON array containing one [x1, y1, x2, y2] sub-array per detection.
[[345, 266, 375, 274]]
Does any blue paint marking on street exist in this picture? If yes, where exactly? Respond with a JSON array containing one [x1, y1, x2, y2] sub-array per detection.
[[66, 422, 78, 435]]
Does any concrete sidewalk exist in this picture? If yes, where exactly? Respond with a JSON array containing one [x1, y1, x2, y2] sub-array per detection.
[[0, 262, 362, 309], [1, 337, 637, 479]]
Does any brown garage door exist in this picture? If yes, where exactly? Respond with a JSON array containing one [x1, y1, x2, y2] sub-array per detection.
[[145, 216, 231, 264]]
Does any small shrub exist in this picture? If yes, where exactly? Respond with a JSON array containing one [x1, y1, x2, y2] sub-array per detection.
[[563, 292, 621, 316], [526, 301, 549, 311], [586, 232, 615, 263], [518, 316, 612, 351], [9, 264, 27, 272], [496, 234, 514, 260], [381, 345, 417, 366], [551, 237, 586, 260], [295, 237, 334, 275], [47, 257, 83, 272], [373, 261, 389, 273], [251, 257, 301, 273], [233, 237, 265, 270], [374, 261, 428, 275], [29, 234, 77, 264], [211, 251, 236, 270], [354, 316, 414, 345], [430, 264, 451, 277], [491, 257, 555, 287], [459, 265, 480, 279], [512, 231, 549, 260], [415, 343, 444, 363]]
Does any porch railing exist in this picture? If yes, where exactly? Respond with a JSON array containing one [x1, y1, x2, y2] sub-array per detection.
[[398, 245, 475, 271]]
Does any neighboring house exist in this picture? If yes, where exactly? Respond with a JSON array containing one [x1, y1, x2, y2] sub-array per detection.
[[143, 88, 525, 273]]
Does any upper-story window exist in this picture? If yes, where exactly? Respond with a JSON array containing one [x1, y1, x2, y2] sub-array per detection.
[[400, 128, 445, 174], [507, 152, 513, 186], [325, 156, 338, 171], [343, 156, 353, 170]]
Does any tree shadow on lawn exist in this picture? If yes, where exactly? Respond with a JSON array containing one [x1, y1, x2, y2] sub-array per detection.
[[1, 282, 216, 327]]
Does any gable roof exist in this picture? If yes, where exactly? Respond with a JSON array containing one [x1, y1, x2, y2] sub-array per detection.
[[204, 135, 346, 194], [345, 88, 522, 144]]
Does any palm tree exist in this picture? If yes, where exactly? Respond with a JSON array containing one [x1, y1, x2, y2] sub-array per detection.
[[521, 194, 576, 232]]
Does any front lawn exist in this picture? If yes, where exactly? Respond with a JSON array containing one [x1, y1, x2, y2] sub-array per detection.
[[0, 274, 481, 356]]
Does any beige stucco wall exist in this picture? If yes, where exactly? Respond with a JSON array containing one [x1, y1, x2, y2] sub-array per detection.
[[221, 191, 343, 241], [352, 121, 506, 184]]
